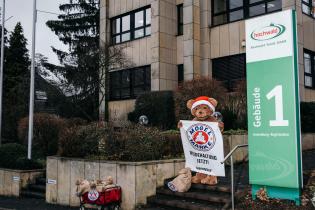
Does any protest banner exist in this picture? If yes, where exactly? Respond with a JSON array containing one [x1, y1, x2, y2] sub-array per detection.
[[180, 120, 225, 176]]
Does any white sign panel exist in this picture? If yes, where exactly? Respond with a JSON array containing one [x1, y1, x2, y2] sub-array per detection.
[[12, 176, 20, 182], [180, 120, 225, 176], [47, 179, 57, 185], [246, 9, 294, 63]]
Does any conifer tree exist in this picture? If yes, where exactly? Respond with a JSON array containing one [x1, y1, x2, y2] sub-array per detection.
[[2, 22, 30, 140], [46, 0, 100, 120]]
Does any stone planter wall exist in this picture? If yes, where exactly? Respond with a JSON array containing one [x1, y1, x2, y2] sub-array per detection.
[[46, 133, 315, 209], [0, 168, 44, 197], [46, 157, 185, 210]]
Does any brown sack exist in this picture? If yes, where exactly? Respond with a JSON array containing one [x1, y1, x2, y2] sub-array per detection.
[[167, 167, 192, 192]]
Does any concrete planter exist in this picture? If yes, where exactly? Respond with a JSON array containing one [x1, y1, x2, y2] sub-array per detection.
[[46, 157, 185, 210], [46, 133, 315, 209], [0, 168, 44, 197]]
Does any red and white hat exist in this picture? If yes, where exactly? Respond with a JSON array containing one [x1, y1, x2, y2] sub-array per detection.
[[191, 96, 215, 112]]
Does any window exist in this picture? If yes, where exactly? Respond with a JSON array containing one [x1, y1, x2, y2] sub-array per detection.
[[177, 4, 183, 35], [212, 0, 282, 26], [109, 66, 151, 100], [111, 6, 151, 44], [304, 50, 315, 88], [178, 64, 184, 84], [212, 54, 246, 91], [302, 0, 315, 18]]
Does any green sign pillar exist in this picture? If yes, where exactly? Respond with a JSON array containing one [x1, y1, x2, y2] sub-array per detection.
[[246, 10, 302, 204]]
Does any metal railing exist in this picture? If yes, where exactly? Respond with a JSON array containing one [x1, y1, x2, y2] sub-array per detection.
[[221, 144, 248, 210]]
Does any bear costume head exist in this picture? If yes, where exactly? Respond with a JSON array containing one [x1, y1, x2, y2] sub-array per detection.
[[187, 96, 217, 121]]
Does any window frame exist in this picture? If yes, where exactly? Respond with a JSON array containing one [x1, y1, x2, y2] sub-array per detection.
[[304, 49, 315, 89], [177, 4, 183, 36], [109, 65, 151, 101], [211, 0, 282, 27], [111, 6, 151, 45], [302, 0, 315, 18]]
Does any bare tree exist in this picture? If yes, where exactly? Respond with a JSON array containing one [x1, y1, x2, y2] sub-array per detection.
[[98, 41, 133, 122]]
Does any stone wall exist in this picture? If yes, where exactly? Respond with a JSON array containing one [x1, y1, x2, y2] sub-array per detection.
[[0, 169, 44, 197], [46, 157, 185, 210], [46, 133, 315, 209]]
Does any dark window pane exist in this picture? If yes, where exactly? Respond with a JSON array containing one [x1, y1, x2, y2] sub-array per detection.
[[121, 71, 130, 88], [249, 3, 265, 17], [146, 8, 151, 25], [135, 10, 144, 28], [111, 72, 120, 88], [212, 54, 246, 91], [134, 69, 144, 86], [229, 0, 243, 9], [178, 4, 183, 35], [267, 0, 281, 12], [178, 64, 184, 83], [213, 14, 227, 25], [145, 26, 151, 36], [213, 0, 226, 14], [111, 89, 120, 99], [135, 29, 144, 38], [229, 9, 244, 21], [121, 32, 131, 42], [122, 15, 130, 31], [121, 88, 131, 98], [145, 66, 151, 90], [179, 5, 183, 23]]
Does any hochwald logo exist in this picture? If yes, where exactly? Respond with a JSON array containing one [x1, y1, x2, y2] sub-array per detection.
[[251, 23, 286, 41]]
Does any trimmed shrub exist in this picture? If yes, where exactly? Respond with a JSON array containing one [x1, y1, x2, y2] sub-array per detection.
[[102, 125, 183, 161], [18, 113, 67, 157], [0, 143, 43, 170], [128, 91, 176, 130], [301, 102, 315, 133], [58, 123, 184, 161], [58, 123, 107, 158]]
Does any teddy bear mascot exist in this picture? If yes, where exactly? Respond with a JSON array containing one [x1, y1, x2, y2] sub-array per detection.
[[179, 96, 224, 185]]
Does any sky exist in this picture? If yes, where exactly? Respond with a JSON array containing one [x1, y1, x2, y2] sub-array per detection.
[[5, 0, 69, 65]]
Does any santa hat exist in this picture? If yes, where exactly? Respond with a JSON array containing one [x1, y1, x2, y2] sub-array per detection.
[[191, 96, 215, 112]]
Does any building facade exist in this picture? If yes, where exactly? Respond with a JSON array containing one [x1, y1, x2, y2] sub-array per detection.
[[99, 0, 315, 123]]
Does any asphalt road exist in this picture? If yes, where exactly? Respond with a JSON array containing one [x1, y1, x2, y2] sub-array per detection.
[[0, 197, 78, 210]]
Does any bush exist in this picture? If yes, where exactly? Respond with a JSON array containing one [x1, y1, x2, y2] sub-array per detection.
[[174, 77, 227, 122], [301, 102, 315, 133], [18, 113, 67, 157], [58, 123, 107, 158], [58, 123, 184, 161], [128, 91, 176, 130], [0, 143, 43, 170], [102, 125, 183, 161]]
